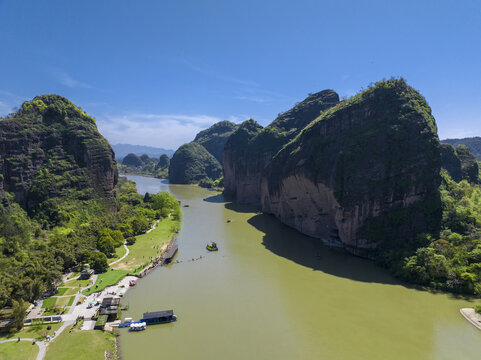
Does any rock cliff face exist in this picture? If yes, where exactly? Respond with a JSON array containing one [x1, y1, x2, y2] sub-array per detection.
[[224, 80, 445, 256], [223, 90, 339, 204], [261, 80, 442, 256], [0, 95, 118, 211], [194, 121, 239, 163], [441, 144, 479, 183], [442, 137, 481, 160], [168, 142, 222, 184]]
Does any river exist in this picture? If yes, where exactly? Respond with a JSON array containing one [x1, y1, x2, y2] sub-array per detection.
[[119, 175, 481, 360]]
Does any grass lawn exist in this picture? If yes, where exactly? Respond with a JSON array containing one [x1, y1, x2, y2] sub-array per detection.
[[0, 341, 38, 360], [82, 270, 129, 296], [62, 288, 80, 296], [42, 297, 57, 309], [44, 329, 116, 360], [42, 295, 75, 311], [54, 288, 67, 296], [42, 307, 69, 316], [109, 244, 127, 264], [61, 279, 93, 288], [112, 217, 178, 271], [0, 322, 62, 341]]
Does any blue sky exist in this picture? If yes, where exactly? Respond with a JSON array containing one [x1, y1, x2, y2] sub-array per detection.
[[1, 0, 480, 149]]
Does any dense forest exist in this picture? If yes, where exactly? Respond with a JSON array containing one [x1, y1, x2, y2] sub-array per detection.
[[0, 177, 181, 308], [117, 153, 170, 178], [0, 97, 181, 308]]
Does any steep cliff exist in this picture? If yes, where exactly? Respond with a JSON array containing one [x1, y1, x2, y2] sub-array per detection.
[[441, 144, 479, 183], [0, 95, 118, 212], [194, 120, 239, 163], [223, 90, 339, 204], [442, 137, 481, 160], [261, 80, 442, 256], [168, 142, 222, 184], [169, 121, 238, 184]]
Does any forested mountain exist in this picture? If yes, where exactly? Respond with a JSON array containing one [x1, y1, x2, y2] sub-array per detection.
[[168, 121, 238, 184], [118, 153, 170, 178], [112, 144, 174, 160], [0, 95, 180, 307], [442, 137, 481, 160], [222, 79, 481, 295]]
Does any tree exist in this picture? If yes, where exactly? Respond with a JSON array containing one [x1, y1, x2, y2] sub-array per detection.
[[88, 251, 108, 273], [12, 299, 29, 330]]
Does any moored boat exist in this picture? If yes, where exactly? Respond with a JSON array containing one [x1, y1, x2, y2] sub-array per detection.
[[129, 322, 147, 331], [206, 241, 218, 251]]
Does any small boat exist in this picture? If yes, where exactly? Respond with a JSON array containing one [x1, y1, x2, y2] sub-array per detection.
[[129, 280, 136, 286], [206, 242, 218, 251], [129, 322, 147, 331]]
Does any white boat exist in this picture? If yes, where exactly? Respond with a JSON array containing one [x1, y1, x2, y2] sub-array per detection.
[[129, 322, 147, 331]]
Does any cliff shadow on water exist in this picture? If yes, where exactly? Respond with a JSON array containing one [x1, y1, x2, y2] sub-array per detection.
[[203, 193, 261, 213], [247, 213, 402, 286]]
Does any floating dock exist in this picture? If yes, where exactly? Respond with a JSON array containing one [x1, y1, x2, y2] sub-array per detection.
[[163, 242, 178, 265], [138, 236, 178, 278]]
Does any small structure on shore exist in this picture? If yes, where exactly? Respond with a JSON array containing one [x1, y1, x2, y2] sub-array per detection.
[[79, 264, 94, 280], [163, 242, 178, 265], [99, 296, 121, 321], [141, 310, 177, 324], [206, 242, 218, 251]]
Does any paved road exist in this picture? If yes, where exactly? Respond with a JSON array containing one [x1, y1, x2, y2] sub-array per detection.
[[109, 243, 130, 266], [0, 338, 46, 360]]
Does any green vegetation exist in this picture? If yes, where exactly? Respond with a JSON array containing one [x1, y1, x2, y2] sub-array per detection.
[[169, 142, 222, 184], [443, 137, 481, 160], [0, 341, 38, 360], [193, 120, 239, 162], [60, 279, 92, 288], [394, 170, 481, 294], [82, 270, 129, 296], [44, 329, 116, 360], [475, 305, 481, 314], [113, 217, 178, 271], [53, 288, 67, 296], [118, 153, 170, 178], [0, 321, 62, 341], [0, 173, 181, 307]]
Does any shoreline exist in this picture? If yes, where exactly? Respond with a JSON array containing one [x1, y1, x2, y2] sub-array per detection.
[[460, 308, 481, 331]]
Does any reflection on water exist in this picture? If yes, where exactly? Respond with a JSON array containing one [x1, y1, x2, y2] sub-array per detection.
[[119, 175, 481, 360]]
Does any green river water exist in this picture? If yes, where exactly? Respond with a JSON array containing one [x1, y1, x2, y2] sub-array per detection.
[[119, 175, 481, 360]]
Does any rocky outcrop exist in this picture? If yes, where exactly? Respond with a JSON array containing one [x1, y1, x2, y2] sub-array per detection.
[[194, 121, 239, 163], [441, 144, 479, 183], [442, 137, 481, 160], [260, 80, 442, 256], [157, 154, 170, 169], [122, 153, 143, 167], [168, 121, 239, 184], [168, 142, 222, 184], [223, 90, 339, 204], [0, 95, 118, 211]]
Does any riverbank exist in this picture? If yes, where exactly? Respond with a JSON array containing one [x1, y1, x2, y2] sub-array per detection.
[[460, 308, 481, 330]]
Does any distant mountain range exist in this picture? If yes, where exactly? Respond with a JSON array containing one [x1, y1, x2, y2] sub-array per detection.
[[112, 144, 175, 160], [441, 137, 481, 160]]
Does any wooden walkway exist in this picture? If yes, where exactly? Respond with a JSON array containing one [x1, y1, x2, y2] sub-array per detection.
[[138, 236, 177, 278]]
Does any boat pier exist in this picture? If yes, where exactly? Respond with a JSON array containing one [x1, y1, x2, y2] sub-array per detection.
[[138, 236, 178, 278]]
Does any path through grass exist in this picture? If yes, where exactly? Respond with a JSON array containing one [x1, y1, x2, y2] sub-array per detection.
[[112, 217, 178, 271], [82, 269, 129, 296]]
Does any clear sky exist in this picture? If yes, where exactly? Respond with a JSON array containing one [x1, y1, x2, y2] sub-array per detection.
[[0, 0, 480, 150]]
